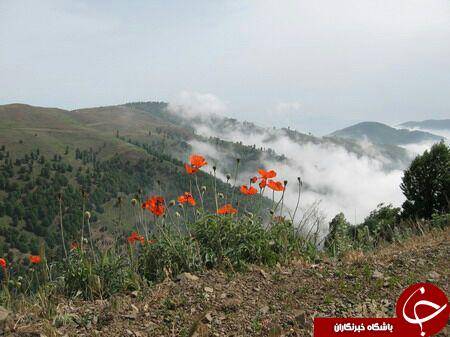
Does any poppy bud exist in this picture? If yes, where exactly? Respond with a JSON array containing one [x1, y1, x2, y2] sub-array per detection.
[[57, 192, 63, 201], [131, 198, 137, 206], [157, 180, 161, 186], [218, 192, 224, 199], [196, 209, 201, 215], [226, 174, 231, 181], [236, 158, 240, 163], [269, 209, 275, 215], [84, 211, 91, 219], [138, 188, 143, 195], [212, 165, 217, 172], [175, 211, 181, 218], [178, 203, 184, 208], [169, 200, 176, 207], [284, 180, 288, 186], [201, 185, 207, 192]]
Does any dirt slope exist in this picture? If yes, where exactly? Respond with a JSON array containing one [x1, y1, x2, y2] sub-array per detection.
[[10, 228, 450, 337]]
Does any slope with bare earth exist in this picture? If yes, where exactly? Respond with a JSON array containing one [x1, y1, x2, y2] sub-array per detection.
[[9, 227, 449, 337]]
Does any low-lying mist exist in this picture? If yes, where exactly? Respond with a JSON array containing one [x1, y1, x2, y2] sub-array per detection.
[[168, 94, 435, 230]]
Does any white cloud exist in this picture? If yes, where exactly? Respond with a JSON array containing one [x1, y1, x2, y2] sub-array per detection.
[[168, 91, 227, 120]]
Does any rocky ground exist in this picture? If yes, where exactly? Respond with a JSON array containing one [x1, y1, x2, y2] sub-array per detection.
[[5, 227, 450, 337]]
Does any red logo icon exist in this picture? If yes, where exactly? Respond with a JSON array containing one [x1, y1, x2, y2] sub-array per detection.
[[396, 283, 449, 337]]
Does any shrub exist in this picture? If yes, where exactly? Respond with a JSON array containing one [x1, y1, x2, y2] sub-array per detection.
[[63, 247, 135, 299], [138, 230, 202, 282]]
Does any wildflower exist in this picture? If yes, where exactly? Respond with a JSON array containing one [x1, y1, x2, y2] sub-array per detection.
[[267, 180, 285, 191], [142, 196, 165, 217], [178, 192, 196, 206], [29, 255, 42, 264], [259, 179, 266, 189], [217, 204, 238, 215], [184, 154, 207, 174], [190, 154, 207, 168], [240, 185, 258, 195], [185, 163, 199, 175], [258, 169, 277, 180], [70, 242, 79, 250], [250, 176, 258, 184], [128, 231, 145, 244], [0, 258, 6, 270]]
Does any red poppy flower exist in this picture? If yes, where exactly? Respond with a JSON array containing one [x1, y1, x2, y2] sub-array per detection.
[[0, 258, 6, 270], [267, 180, 285, 191], [258, 169, 277, 180], [250, 176, 258, 184], [190, 154, 207, 168], [240, 185, 258, 195], [128, 231, 145, 244], [178, 192, 196, 206], [184, 163, 199, 175], [217, 204, 238, 215], [142, 196, 166, 217], [259, 179, 267, 189], [29, 255, 42, 264], [70, 242, 79, 250]]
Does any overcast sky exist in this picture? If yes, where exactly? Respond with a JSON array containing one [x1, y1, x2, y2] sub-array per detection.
[[1, 0, 449, 134]]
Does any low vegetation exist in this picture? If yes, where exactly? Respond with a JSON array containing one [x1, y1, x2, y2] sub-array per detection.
[[0, 141, 448, 336]]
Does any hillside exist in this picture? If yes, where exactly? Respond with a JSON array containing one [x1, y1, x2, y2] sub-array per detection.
[[330, 121, 443, 146], [399, 119, 450, 131], [0, 102, 425, 258], [7, 227, 450, 336]]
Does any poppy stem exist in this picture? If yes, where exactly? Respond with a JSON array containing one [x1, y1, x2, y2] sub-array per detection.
[[230, 159, 240, 205], [194, 175, 204, 209], [81, 197, 85, 252], [87, 217, 97, 262], [58, 195, 68, 259], [213, 169, 219, 213], [292, 178, 303, 222]]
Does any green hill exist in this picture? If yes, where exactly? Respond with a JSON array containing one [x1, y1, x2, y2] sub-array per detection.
[[330, 121, 443, 145], [399, 119, 450, 131]]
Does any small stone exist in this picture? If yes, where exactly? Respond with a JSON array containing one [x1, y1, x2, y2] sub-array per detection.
[[260, 305, 270, 314], [428, 271, 440, 280], [294, 310, 307, 328], [260, 269, 269, 279], [204, 286, 214, 293], [177, 272, 199, 282], [372, 270, 384, 279], [0, 306, 11, 329], [204, 312, 213, 323]]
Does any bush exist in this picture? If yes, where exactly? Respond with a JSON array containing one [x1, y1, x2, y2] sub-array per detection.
[[63, 247, 136, 299], [138, 230, 202, 282]]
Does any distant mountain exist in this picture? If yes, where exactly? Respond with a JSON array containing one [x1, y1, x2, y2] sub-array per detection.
[[399, 119, 450, 131], [329, 121, 443, 146]]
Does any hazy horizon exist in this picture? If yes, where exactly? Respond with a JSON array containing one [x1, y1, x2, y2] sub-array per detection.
[[1, 0, 450, 134]]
